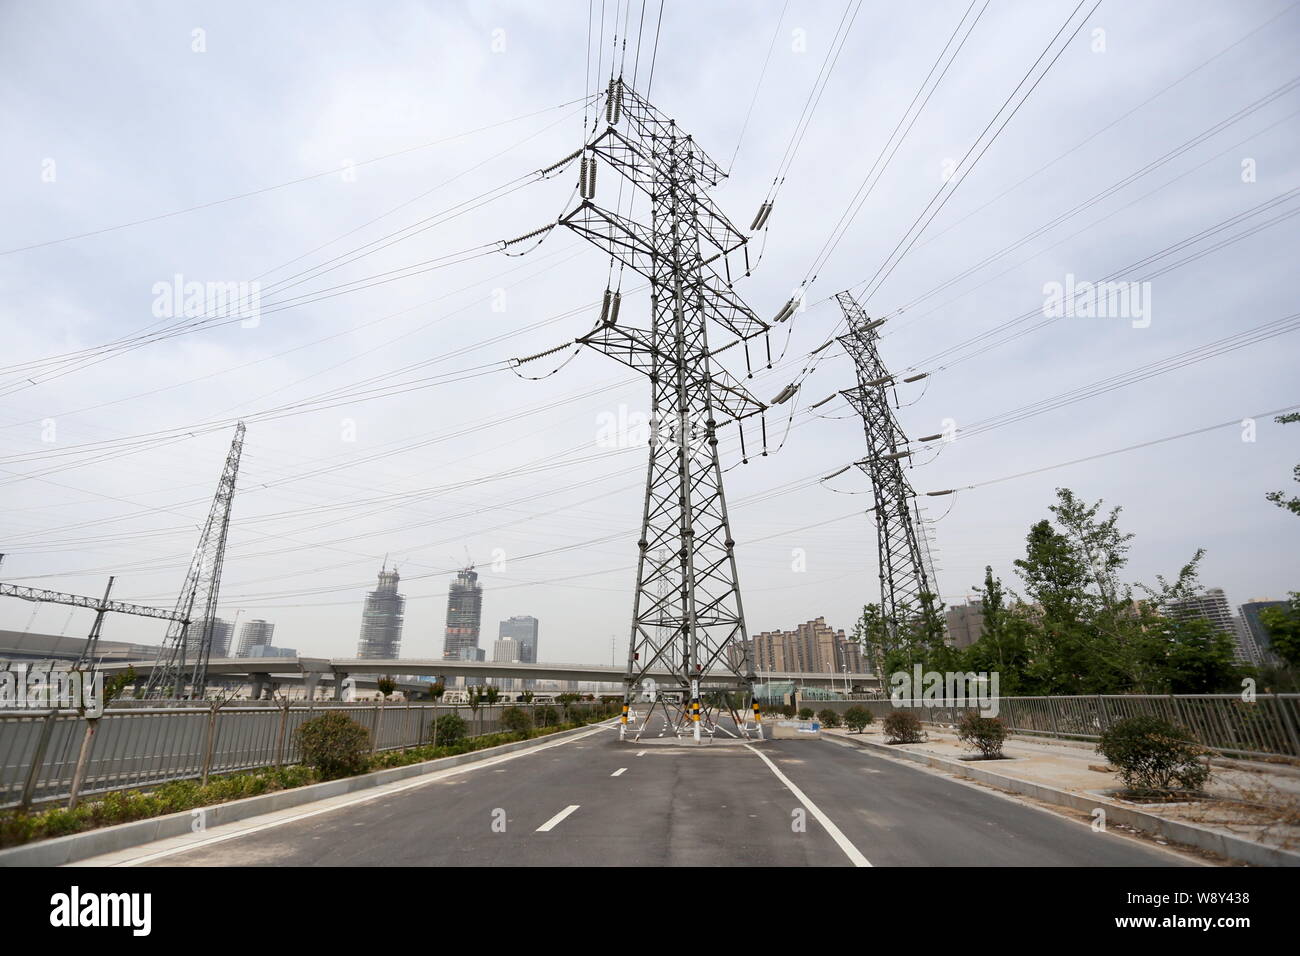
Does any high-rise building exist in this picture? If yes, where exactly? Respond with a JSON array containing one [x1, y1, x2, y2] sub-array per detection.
[[356, 565, 406, 659], [1168, 588, 1250, 661], [442, 568, 483, 682], [1240, 599, 1290, 666], [946, 600, 984, 649], [186, 616, 234, 660], [234, 619, 275, 657], [498, 615, 539, 662], [492, 637, 521, 691], [732, 618, 863, 676]]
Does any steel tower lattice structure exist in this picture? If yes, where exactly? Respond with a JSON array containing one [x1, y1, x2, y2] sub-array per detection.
[[555, 77, 771, 740], [835, 292, 940, 661], [144, 422, 246, 699]]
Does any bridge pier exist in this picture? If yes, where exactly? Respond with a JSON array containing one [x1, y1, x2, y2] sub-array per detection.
[[333, 672, 350, 701], [302, 671, 321, 700]]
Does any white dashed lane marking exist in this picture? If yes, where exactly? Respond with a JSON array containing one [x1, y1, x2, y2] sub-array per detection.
[[536, 805, 581, 832]]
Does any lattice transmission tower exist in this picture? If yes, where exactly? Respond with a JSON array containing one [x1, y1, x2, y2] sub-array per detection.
[[835, 292, 941, 668], [534, 77, 778, 741], [144, 422, 246, 699]]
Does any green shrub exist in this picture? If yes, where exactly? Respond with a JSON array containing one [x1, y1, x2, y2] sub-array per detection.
[[816, 709, 841, 729], [431, 713, 467, 746], [1097, 715, 1210, 793], [500, 706, 533, 737], [797, 707, 814, 720], [295, 711, 370, 779], [537, 705, 559, 727], [882, 710, 925, 744], [956, 713, 1007, 758], [843, 705, 874, 733]]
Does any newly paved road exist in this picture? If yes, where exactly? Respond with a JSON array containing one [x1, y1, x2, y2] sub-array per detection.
[[111, 714, 1197, 866]]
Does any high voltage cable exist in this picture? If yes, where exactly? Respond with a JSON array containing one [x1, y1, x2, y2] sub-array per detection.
[[0, 95, 595, 257]]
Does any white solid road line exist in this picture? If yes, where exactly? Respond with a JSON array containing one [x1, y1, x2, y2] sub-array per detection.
[[109, 724, 612, 867], [536, 804, 580, 832], [611, 767, 628, 777], [743, 744, 872, 867]]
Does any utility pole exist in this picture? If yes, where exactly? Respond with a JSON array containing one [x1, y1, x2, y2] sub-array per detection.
[[539, 77, 775, 741], [145, 422, 246, 699], [835, 292, 942, 667]]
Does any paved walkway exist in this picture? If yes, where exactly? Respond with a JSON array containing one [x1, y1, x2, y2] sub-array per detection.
[[824, 723, 1300, 856]]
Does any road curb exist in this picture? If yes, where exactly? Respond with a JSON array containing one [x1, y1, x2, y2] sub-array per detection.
[[0, 723, 605, 867], [828, 731, 1300, 867]]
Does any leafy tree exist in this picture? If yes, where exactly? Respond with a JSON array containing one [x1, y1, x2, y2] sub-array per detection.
[[1265, 412, 1300, 517], [956, 713, 1007, 758], [1260, 594, 1300, 668], [1137, 552, 1243, 693], [816, 709, 841, 729], [1097, 716, 1210, 793], [296, 712, 370, 779], [499, 706, 532, 737], [376, 675, 396, 699], [484, 685, 501, 705], [430, 713, 467, 746], [843, 705, 873, 733]]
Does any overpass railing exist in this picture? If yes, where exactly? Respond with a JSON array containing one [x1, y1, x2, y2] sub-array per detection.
[[841, 694, 1300, 760], [0, 701, 602, 812]]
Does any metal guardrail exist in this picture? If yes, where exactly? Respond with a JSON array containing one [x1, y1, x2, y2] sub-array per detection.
[[0, 701, 602, 812], [853, 694, 1300, 759]]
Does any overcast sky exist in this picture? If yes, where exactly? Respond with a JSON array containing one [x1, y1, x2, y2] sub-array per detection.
[[1, 0, 1297, 664]]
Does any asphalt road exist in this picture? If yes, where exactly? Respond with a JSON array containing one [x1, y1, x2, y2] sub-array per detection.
[[126, 713, 1196, 866]]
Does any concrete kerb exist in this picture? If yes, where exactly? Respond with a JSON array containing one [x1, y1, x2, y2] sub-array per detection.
[[0, 721, 611, 867], [827, 730, 1300, 867]]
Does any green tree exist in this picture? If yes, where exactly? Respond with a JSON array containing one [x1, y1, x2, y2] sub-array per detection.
[[484, 685, 501, 705], [1260, 594, 1300, 668], [1266, 412, 1300, 517], [376, 675, 396, 699]]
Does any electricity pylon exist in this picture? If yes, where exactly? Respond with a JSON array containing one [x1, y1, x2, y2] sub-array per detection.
[[835, 292, 941, 669], [145, 422, 245, 699], [550, 77, 771, 741]]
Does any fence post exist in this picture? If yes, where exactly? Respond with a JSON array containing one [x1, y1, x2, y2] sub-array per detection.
[[19, 712, 57, 812], [1047, 697, 1060, 737], [371, 703, 382, 755], [1168, 694, 1184, 729], [200, 703, 220, 787], [67, 717, 100, 810], [1096, 695, 1109, 733], [275, 701, 290, 767]]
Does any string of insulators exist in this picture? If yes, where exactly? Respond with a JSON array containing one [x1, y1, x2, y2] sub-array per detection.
[[864, 374, 893, 387], [501, 223, 556, 247], [883, 449, 912, 461], [823, 465, 851, 480], [902, 372, 928, 383], [769, 383, 799, 405], [606, 77, 624, 124], [597, 288, 622, 326], [512, 341, 576, 365], [810, 339, 834, 355], [538, 148, 583, 178], [860, 317, 886, 333], [917, 432, 944, 442], [772, 296, 798, 324], [926, 489, 956, 496], [809, 393, 837, 409], [749, 201, 774, 231], [580, 155, 597, 199]]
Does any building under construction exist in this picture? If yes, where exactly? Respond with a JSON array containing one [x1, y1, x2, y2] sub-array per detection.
[[355, 565, 406, 659], [441, 567, 483, 665]]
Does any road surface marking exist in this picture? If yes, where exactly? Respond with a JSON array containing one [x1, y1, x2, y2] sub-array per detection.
[[635, 751, 646, 757], [110, 723, 612, 866], [611, 767, 627, 777], [536, 805, 580, 832], [743, 744, 871, 867]]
